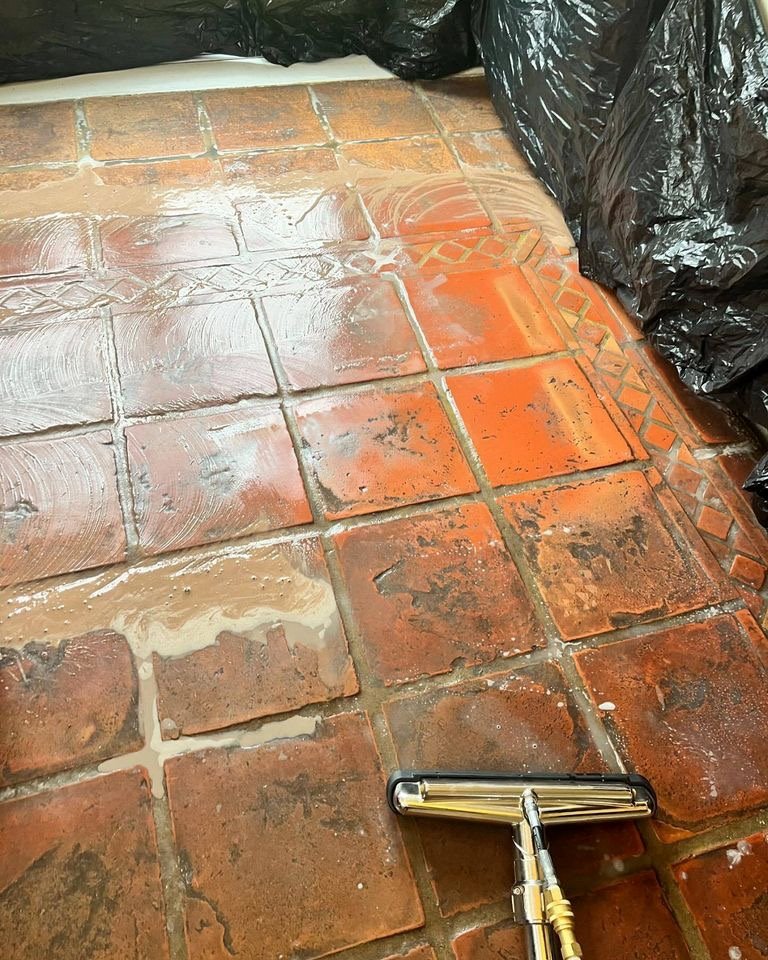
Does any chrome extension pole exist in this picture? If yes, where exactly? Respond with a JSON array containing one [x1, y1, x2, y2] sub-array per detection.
[[511, 820, 557, 960]]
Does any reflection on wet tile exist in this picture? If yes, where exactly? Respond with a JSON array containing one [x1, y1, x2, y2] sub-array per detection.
[[261, 278, 424, 389], [100, 214, 239, 267], [0, 217, 92, 279]]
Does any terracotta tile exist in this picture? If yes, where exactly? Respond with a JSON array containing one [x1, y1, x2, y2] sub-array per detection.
[[384, 662, 607, 915], [334, 502, 539, 684], [449, 358, 634, 486], [113, 299, 276, 415], [451, 922, 526, 960], [421, 77, 502, 132], [0, 319, 111, 436], [0, 630, 140, 786], [404, 266, 565, 368], [221, 147, 339, 181], [0, 768, 169, 960], [500, 470, 733, 640], [385, 948, 436, 960], [95, 156, 219, 189], [472, 171, 574, 250], [204, 85, 325, 151], [342, 136, 458, 175], [451, 130, 529, 172], [698, 503, 732, 540], [0, 217, 91, 278], [237, 189, 369, 251], [85, 92, 204, 160], [451, 874, 689, 960], [153, 536, 357, 737], [100, 214, 239, 267], [166, 713, 424, 959], [126, 407, 311, 554], [675, 832, 768, 958], [362, 177, 490, 239], [0, 101, 77, 165], [313, 80, 437, 141], [731, 553, 767, 589], [574, 873, 690, 958], [0, 431, 126, 587], [261, 278, 424, 389], [574, 612, 768, 833], [293, 382, 477, 519], [0, 165, 80, 193]]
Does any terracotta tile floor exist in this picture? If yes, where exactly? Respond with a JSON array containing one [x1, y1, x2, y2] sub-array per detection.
[[1, 77, 767, 960]]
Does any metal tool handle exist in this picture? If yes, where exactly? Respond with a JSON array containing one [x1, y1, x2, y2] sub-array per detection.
[[511, 820, 557, 960]]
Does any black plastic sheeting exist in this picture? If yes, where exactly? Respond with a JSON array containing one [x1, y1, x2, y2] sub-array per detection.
[[2, 0, 768, 512], [0, 1, 477, 84]]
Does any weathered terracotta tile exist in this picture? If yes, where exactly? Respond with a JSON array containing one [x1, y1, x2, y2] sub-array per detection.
[[334, 502, 539, 684], [384, 662, 608, 915], [0, 431, 126, 587], [500, 470, 733, 639], [404, 266, 565, 368], [113, 300, 276, 415], [313, 80, 437, 141], [452, 874, 689, 960], [449, 358, 634, 486], [0, 319, 111, 435], [675, 832, 768, 958], [363, 178, 490, 239], [294, 382, 477, 519], [341, 136, 459, 174], [384, 947, 437, 960], [153, 536, 357, 737], [473, 171, 574, 250], [0, 768, 169, 960], [0, 165, 80, 193], [574, 612, 768, 834], [95, 156, 219, 189], [451, 130, 530, 172], [0, 630, 140, 785], [166, 712, 424, 960], [100, 214, 239, 267], [126, 407, 311, 554], [0, 217, 91, 278], [221, 147, 339, 182], [261, 278, 425, 389], [421, 77, 503, 132], [238, 189, 369, 251], [85, 92, 204, 160], [204, 85, 325, 151], [0, 101, 77, 165]]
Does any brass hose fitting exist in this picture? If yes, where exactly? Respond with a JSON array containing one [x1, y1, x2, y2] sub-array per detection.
[[543, 885, 583, 960]]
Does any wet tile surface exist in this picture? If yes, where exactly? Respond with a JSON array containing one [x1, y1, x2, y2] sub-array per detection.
[[2, 75, 767, 960], [262, 278, 425, 389], [126, 407, 312, 553], [165, 713, 423, 960], [334, 502, 539, 684], [675, 833, 768, 958], [0, 630, 140, 785], [500, 470, 734, 639], [113, 300, 276, 414], [0, 768, 169, 960], [449, 357, 634, 485], [294, 382, 477, 518]]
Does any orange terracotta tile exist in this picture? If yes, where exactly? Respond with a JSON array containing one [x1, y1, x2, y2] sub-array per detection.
[[0, 630, 140, 786], [451, 130, 529, 172], [220, 146, 339, 182], [730, 553, 767, 589], [204, 85, 325, 151], [333, 502, 540, 684], [152, 537, 357, 737], [675, 832, 768, 958], [0, 217, 91, 279], [313, 80, 437, 141], [404, 265, 565, 368], [165, 713, 424, 960], [261, 278, 424, 389], [113, 299, 276, 415], [420, 77, 503, 132], [449, 358, 634, 486], [293, 382, 477, 519], [500, 470, 734, 639], [0, 101, 78, 165], [574, 612, 768, 834], [0, 769, 169, 960], [0, 165, 79, 193], [341, 136, 458, 174], [95, 156, 219, 189], [85, 92, 204, 160], [100, 214, 239, 267], [0, 431, 126, 587], [0, 319, 111, 436], [698, 503, 732, 540], [125, 407, 311, 554]]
